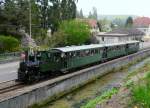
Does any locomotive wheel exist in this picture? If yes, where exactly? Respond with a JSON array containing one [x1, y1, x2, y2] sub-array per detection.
[[26, 71, 36, 84], [28, 75, 34, 83]]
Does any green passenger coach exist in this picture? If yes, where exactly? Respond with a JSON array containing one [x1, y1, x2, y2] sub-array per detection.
[[51, 44, 104, 72]]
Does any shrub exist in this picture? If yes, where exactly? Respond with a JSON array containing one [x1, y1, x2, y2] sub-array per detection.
[[132, 83, 150, 108], [81, 88, 118, 108], [51, 20, 91, 47], [131, 72, 150, 107], [0, 35, 20, 52], [32, 28, 48, 45]]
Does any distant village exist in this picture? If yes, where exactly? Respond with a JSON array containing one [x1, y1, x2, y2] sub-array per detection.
[[83, 16, 150, 44]]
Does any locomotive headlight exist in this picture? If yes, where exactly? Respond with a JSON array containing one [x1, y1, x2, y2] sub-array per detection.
[[25, 70, 28, 74]]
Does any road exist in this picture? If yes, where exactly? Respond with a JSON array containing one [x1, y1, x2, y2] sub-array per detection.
[[140, 41, 150, 49], [0, 61, 19, 83], [0, 42, 150, 83]]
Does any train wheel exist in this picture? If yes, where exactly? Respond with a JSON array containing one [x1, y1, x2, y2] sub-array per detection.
[[36, 71, 41, 82], [26, 71, 36, 84]]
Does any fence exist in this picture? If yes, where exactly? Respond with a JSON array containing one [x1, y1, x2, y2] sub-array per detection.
[[0, 52, 21, 63]]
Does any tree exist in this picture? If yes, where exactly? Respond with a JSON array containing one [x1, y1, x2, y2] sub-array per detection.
[[88, 7, 98, 19], [79, 9, 84, 18], [0, 0, 30, 37], [92, 7, 98, 19], [112, 18, 125, 28], [76, 8, 84, 18], [98, 18, 111, 32], [0, 0, 78, 45], [61, 0, 77, 20], [0, 35, 20, 52], [51, 20, 91, 47], [125, 16, 133, 28], [88, 11, 93, 19], [76, 9, 80, 18]]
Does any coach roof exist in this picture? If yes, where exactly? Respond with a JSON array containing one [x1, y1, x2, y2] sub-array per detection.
[[52, 44, 104, 52], [51, 41, 139, 52]]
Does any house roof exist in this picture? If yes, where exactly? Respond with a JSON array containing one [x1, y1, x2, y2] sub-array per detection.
[[134, 17, 150, 27], [97, 33, 128, 37], [105, 28, 144, 36], [76, 18, 98, 28], [86, 19, 97, 28]]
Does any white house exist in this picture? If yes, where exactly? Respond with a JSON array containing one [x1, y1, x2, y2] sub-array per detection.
[[96, 28, 144, 43]]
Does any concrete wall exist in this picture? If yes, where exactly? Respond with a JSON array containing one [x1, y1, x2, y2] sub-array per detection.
[[0, 49, 150, 108]]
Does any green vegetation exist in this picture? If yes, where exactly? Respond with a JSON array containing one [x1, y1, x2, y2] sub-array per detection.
[[81, 88, 118, 108], [0, 35, 20, 52], [50, 20, 91, 47], [125, 16, 133, 28], [98, 18, 111, 32], [125, 58, 149, 81], [88, 7, 98, 19], [131, 72, 150, 108], [125, 79, 134, 88], [0, 0, 77, 46]]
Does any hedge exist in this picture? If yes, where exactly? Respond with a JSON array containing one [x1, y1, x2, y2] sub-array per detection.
[[0, 35, 20, 52]]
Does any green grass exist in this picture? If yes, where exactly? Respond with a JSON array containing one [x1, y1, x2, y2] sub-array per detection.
[[0, 56, 6, 60], [131, 72, 150, 108], [125, 62, 150, 81], [81, 88, 118, 108]]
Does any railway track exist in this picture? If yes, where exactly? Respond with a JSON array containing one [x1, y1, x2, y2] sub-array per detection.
[[0, 82, 24, 94]]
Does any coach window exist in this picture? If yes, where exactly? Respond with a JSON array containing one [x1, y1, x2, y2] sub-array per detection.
[[54, 53, 60, 62], [94, 49, 96, 53], [36, 52, 41, 60], [66, 53, 69, 59], [117, 46, 119, 50], [85, 50, 89, 56], [94, 49, 96, 54], [99, 49, 101, 53], [47, 52, 51, 58], [73, 52, 76, 57], [76, 51, 80, 57], [97, 49, 100, 53], [95, 49, 98, 54], [61, 53, 65, 58], [91, 49, 94, 55], [70, 52, 73, 58], [112, 47, 114, 51], [82, 51, 85, 56]]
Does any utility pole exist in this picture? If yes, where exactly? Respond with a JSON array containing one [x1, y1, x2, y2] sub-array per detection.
[[29, 0, 32, 38]]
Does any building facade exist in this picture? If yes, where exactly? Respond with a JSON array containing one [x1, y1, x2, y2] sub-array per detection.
[[97, 28, 144, 43]]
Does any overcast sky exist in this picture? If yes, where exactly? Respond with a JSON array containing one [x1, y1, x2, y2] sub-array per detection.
[[77, 0, 150, 17]]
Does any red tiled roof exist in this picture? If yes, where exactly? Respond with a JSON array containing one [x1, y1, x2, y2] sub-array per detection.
[[86, 19, 97, 28], [134, 17, 150, 27], [76, 18, 97, 28]]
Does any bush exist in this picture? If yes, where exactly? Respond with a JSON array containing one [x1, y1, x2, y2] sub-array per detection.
[[50, 20, 91, 47], [32, 28, 48, 45], [0, 35, 20, 52], [131, 72, 150, 107], [132, 83, 150, 107], [81, 88, 118, 108]]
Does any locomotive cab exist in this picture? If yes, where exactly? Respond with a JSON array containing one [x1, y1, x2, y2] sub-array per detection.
[[18, 51, 41, 82]]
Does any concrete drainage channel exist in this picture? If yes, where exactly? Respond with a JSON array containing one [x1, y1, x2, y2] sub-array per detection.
[[0, 49, 150, 108]]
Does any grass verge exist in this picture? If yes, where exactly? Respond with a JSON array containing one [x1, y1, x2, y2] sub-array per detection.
[[131, 72, 150, 108], [81, 88, 118, 108]]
